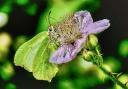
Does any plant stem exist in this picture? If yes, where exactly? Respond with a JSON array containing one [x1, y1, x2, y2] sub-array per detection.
[[100, 66, 128, 89]]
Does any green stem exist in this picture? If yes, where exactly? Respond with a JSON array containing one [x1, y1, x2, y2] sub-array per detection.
[[100, 66, 128, 89]]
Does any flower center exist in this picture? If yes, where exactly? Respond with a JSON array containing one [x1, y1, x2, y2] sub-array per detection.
[[48, 15, 82, 45]]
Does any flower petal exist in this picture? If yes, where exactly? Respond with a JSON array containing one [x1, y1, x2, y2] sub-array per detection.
[[81, 11, 93, 29], [49, 44, 74, 64], [72, 36, 87, 56], [86, 19, 110, 34], [75, 10, 93, 30], [49, 36, 87, 64]]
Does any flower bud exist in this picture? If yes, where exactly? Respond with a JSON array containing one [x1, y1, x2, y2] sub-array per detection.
[[85, 34, 98, 50], [82, 49, 103, 66], [82, 50, 94, 62]]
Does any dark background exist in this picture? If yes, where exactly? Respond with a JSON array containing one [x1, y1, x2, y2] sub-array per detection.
[[0, 0, 128, 89]]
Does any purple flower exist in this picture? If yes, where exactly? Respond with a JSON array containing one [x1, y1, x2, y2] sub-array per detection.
[[49, 10, 110, 64]]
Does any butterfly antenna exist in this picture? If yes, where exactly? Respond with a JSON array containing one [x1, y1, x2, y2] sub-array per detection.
[[48, 10, 52, 27]]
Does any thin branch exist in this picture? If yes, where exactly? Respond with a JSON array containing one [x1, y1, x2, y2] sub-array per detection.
[[100, 66, 128, 89]]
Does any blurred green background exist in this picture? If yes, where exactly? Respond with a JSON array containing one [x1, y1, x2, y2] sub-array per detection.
[[0, 0, 128, 89]]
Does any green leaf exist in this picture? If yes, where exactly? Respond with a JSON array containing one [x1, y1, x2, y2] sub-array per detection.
[[32, 37, 59, 82], [14, 32, 48, 72], [14, 31, 59, 81]]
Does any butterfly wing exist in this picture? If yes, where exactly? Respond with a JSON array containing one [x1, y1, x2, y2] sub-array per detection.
[[14, 32, 48, 72]]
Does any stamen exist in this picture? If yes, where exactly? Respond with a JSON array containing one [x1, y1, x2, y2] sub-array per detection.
[[48, 14, 82, 46]]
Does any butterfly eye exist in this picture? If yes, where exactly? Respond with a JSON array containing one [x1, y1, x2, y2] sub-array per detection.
[[48, 28, 52, 31], [48, 26, 53, 31]]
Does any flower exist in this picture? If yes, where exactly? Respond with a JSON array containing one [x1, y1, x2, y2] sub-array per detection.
[[49, 10, 110, 64]]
